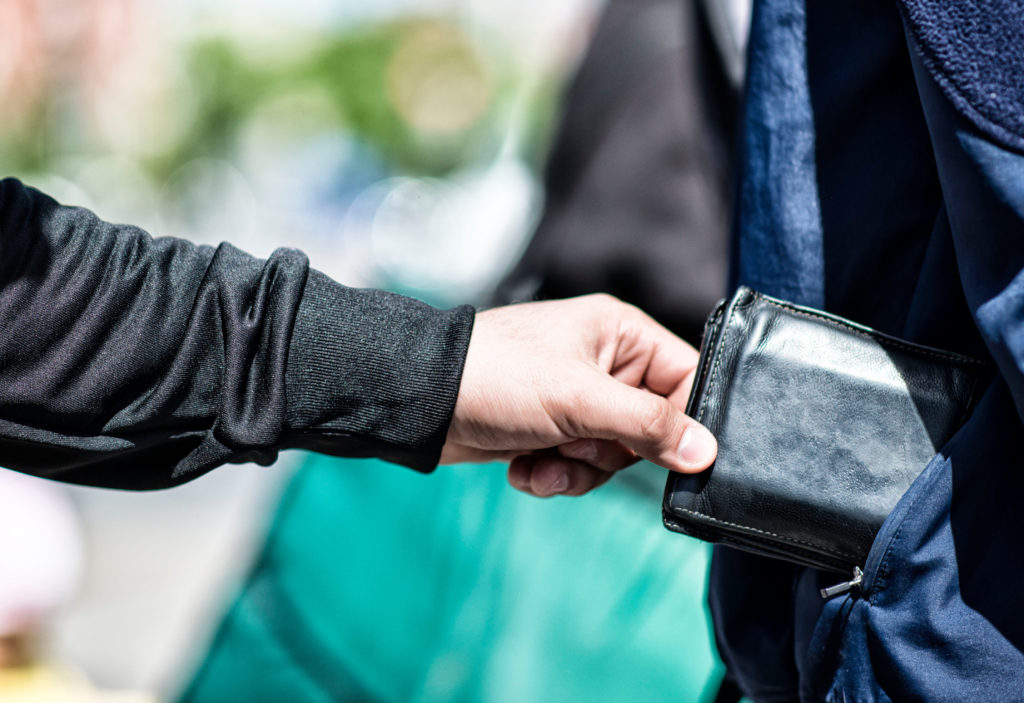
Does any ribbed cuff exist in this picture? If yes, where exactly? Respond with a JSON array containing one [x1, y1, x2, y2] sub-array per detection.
[[284, 269, 474, 472]]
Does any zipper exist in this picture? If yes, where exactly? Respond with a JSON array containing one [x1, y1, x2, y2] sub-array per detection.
[[820, 566, 863, 599]]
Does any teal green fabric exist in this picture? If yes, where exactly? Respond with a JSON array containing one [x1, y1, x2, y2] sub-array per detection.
[[179, 455, 722, 702]]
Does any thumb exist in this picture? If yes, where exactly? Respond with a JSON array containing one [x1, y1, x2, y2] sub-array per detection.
[[567, 374, 718, 473]]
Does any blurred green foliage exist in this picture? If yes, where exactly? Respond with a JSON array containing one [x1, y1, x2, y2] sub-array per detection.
[[158, 22, 492, 177], [0, 18, 560, 184], [0, 105, 49, 175]]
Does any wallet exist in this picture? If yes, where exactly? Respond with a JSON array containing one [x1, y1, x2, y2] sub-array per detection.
[[662, 287, 991, 574]]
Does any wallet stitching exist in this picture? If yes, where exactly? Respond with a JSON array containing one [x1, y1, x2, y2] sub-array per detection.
[[667, 288, 984, 569], [694, 302, 738, 517], [695, 296, 736, 427], [678, 294, 859, 562], [669, 507, 859, 561], [713, 531, 847, 572], [665, 302, 727, 513], [689, 306, 726, 419], [663, 515, 852, 571], [758, 295, 988, 368]]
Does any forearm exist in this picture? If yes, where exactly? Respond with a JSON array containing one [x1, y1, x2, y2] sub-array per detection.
[[0, 178, 473, 489]]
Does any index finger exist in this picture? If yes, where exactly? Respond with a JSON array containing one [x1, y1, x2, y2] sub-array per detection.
[[617, 308, 702, 407]]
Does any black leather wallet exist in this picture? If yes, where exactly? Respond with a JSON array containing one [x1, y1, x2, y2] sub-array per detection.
[[662, 288, 991, 574]]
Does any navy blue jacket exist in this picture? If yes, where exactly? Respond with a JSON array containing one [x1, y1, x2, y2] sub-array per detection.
[[714, 0, 1024, 700]]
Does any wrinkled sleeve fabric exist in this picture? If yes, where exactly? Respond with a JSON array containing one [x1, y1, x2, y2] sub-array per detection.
[[0, 178, 473, 489], [900, 0, 1024, 419]]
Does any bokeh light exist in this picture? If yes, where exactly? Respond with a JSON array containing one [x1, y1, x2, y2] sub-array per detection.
[[386, 21, 493, 137]]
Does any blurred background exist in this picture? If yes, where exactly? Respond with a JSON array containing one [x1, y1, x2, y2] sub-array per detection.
[[0, 0, 582, 303], [0, 0, 742, 700]]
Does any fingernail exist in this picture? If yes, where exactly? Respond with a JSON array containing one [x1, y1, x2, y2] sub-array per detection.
[[566, 441, 598, 462], [545, 470, 570, 495], [677, 425, 717, 468]]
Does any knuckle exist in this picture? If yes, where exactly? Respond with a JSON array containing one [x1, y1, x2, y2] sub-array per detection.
[[638, 399, 673, 444], [583, 292, 623, 312], [588, 292, 619, 305], [560, 439, 599, 463]]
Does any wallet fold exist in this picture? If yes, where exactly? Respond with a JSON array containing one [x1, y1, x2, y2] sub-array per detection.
[[662, 288, 991, 573]]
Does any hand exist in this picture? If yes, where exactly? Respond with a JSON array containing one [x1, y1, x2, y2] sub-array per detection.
[[442, 294, 717, 497]]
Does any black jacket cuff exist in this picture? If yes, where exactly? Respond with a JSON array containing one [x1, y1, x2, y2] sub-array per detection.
[[284, 269, 474, 472]]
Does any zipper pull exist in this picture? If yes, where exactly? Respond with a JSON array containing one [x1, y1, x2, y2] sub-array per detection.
[[820, 566, 863, 599]]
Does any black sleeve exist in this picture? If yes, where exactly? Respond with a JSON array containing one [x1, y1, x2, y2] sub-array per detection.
[[0, 178, 474, 489]]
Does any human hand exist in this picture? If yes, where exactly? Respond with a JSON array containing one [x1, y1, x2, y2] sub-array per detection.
[[441, 294, 717, 497]]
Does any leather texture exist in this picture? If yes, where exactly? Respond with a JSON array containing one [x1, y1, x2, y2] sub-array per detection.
[[663, 287, 992, 572]]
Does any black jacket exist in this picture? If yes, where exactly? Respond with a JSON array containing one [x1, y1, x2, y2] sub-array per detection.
[[494, 0, 733, 346], [0, 178, 473, 489]]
